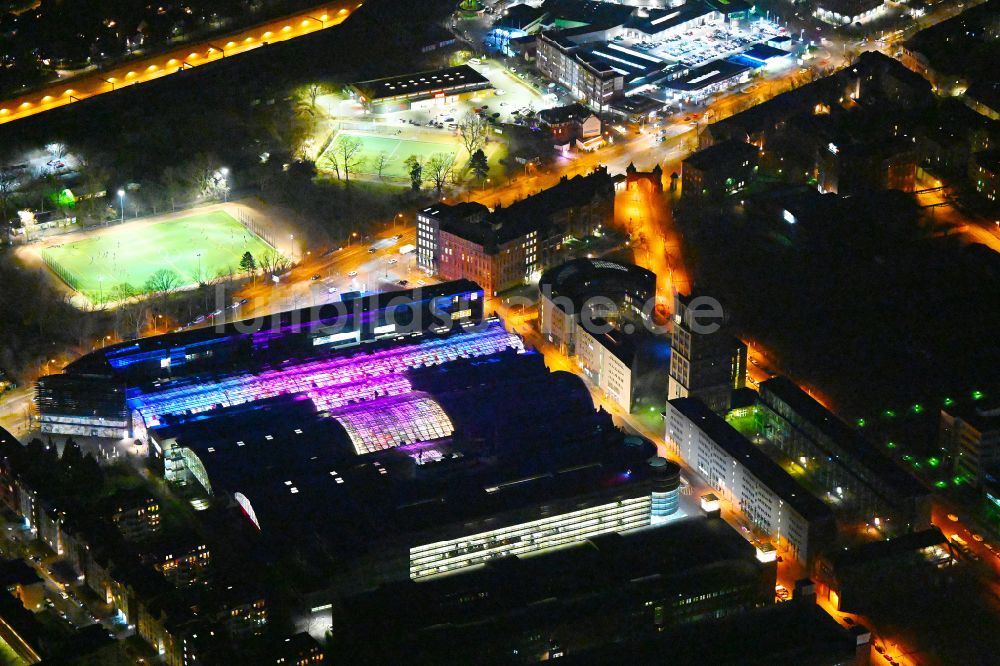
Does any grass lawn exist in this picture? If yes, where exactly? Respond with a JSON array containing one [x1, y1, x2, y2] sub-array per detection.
[[317, 130, 464, 180], [40, 211, 274, 301]]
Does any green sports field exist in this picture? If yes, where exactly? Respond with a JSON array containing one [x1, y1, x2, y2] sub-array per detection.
[[317, 130, 462, 180], [40, 211, 275, 302]]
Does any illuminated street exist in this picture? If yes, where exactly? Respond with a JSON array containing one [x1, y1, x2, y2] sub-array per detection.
[[0, 2, 360, 125]]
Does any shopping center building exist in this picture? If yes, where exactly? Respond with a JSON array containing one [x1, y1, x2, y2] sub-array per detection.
[[38, 280, 687, 594]]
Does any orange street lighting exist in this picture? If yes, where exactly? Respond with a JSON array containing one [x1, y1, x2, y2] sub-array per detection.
[[282, 25, 292, 32], [64, 89, 74, 95], [263, 31, 273, 38], [126, 71, 136, 77], [41, 95, 52, 102]]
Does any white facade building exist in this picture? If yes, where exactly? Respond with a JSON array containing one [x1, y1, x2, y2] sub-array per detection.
[[576, 323, 635, 414], [665, 397, 833, 564]]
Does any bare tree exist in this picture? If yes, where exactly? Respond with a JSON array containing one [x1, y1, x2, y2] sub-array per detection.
[[425, 153, 456, 196], [0, 166, 18, 236], [335, 137, 365, 184], [144, 268, 180, 305], [458, 111, 488, 157], [111, 283, 147, 339], [325, 151, 341, 179], [258, 249, 291, 277], [373, 151, 390, 180]]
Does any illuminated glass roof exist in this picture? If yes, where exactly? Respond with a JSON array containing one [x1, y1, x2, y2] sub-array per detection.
[[128, 320, 523, 428], [332, 393, 455, 455]]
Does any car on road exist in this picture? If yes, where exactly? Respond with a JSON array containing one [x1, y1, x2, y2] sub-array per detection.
[[347, 271, 358, 278], [310, 274, 321, 281], [397, 279, 409, 286], [417, 279, 426, 286], [973, 533, 984, 542], [393, 234, 403, 240], [387, 258, 397, 265], [368, 247, 377, 254]]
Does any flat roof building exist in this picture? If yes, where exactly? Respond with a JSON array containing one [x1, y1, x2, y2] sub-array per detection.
[[89, 287, 682, 595], [666, 397, 835, 565], [417, 170, 615, 295], [663, 58, 753, 101], [668, 292, 747, 414], [348, 65, 491, 110], [939, 399, 1000, 488], [335, 514, 773, 662], [758, 377, 931, 532], [576, 317, 668, 414]]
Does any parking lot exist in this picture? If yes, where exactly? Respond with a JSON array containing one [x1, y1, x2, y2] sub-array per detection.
[[638, 18, 786, 68], [327, 57, 566, 137]]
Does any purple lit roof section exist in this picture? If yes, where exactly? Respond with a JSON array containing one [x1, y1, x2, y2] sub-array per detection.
[[331, 393, 455, 455], [128, 320, 524, 428]]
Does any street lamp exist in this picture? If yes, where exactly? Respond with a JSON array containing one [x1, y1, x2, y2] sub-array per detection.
[[117, 189, 125, 222], [196, 253, 202, 283]]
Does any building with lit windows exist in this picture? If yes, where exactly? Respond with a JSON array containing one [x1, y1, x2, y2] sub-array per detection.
[[668, 292, 747, 415], [142, 539, 211, 588], [665, 397, 835, 565], [269, 632, 325, 665], [536, 31, 628, 111], [348, 65, 491, 111], [970, 149, 1000, 203], [108, 490, 161, 542], [814, 528, 953, 614], [41, 279, 685, 597], [814, 0, 887, 26], [539, 258, 656, 355], [417, 170, 615, 294], [146, 352, 678, 590], [575, 318, 669, 415], [335, 513, 773, 662], [38, 281, 486, 438], [939, 400, 1000, 489], [756, 377, 931, 532], [681, 139, 760, 199], [537, 103, 604, 150]]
